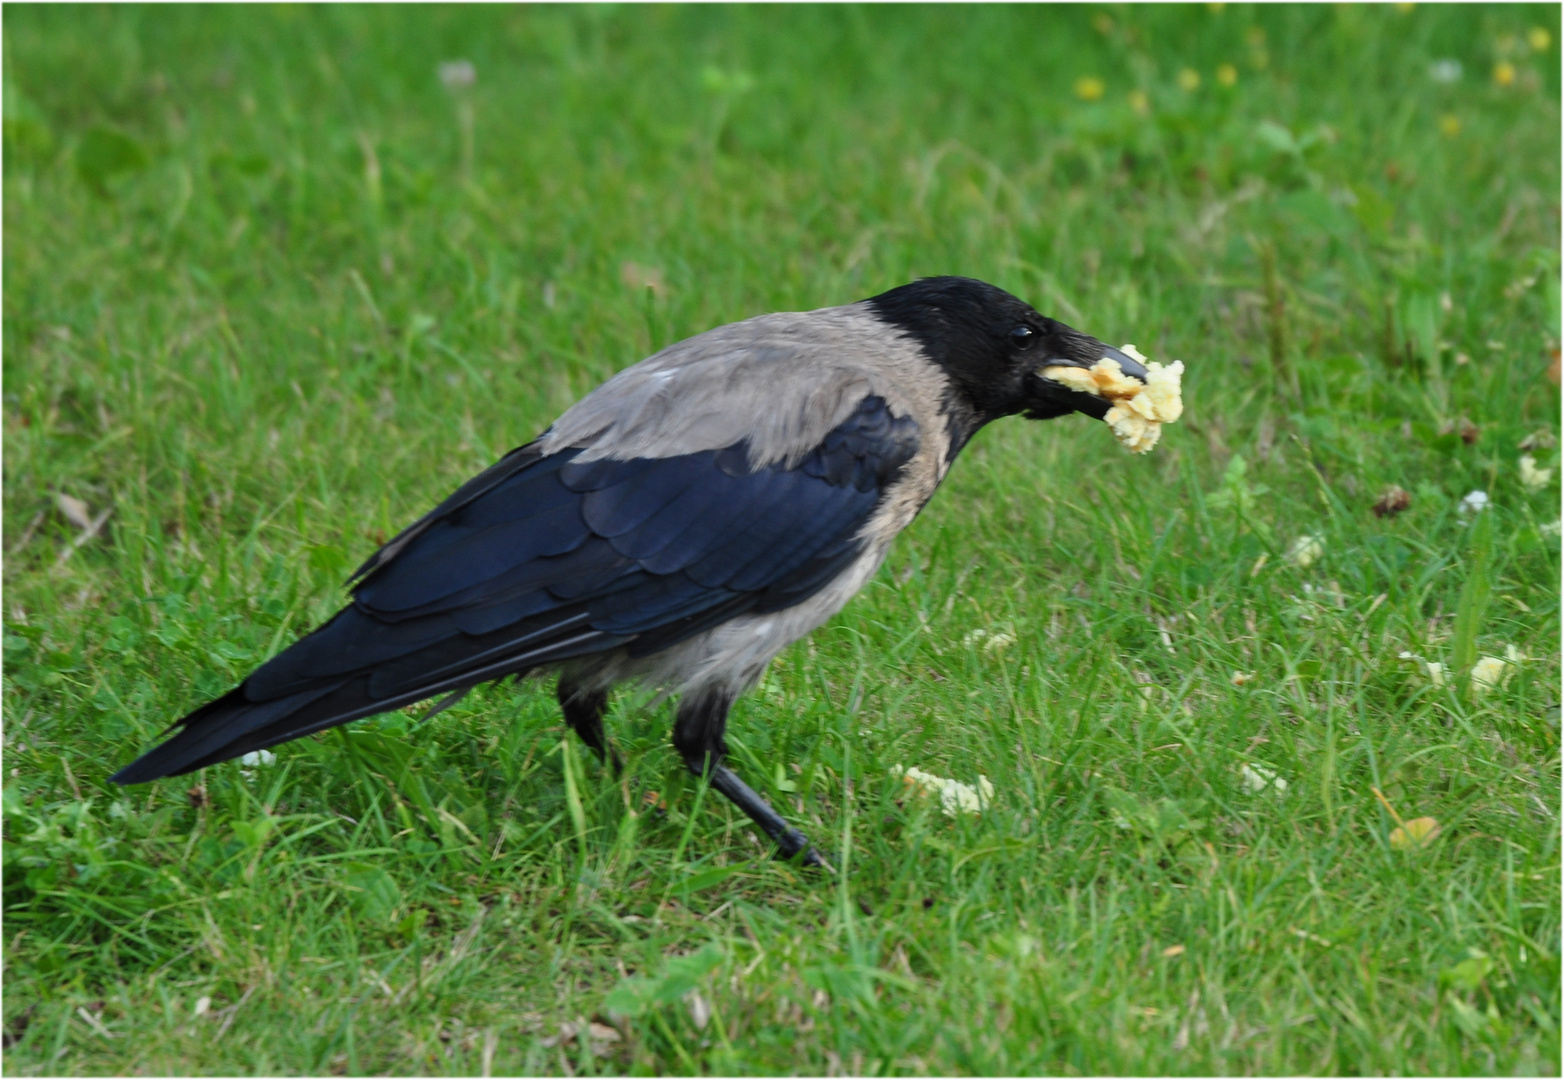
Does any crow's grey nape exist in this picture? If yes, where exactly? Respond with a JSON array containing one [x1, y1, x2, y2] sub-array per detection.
[[863, 276, 1041, 415], [865, 275, 1113, 409]]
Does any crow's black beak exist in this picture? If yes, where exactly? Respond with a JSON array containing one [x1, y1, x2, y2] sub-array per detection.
[[1043, 344, 1149, 383], [1095, 345, 1149, 383], [1022, 341, 1150, 422]]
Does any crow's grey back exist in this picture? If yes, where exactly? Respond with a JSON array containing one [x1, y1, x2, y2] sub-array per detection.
[[537, 303, 944, 468]]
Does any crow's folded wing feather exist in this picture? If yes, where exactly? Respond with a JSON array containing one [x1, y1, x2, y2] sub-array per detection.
[[111, 395, 919, 783]]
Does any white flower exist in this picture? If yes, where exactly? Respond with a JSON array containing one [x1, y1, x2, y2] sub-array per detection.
[[961, 626, 1016, 653], [1285, 534, 1324, 568], [1459, 490, 1489, 515], [1519, 455, 1552, 491], [893, 765, 994, 816], [239, 749, 276, 767], [1542, 520, 1562, 538], [1429, 59, 1464, 83], [1240, 763, 1288, 794], [439, 60, 476, 90], [983, 629, 1017, 654], [1471, 655, 1509, 695]]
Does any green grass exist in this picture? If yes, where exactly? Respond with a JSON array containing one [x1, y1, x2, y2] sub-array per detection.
[[3, 4, 1560, 1074]]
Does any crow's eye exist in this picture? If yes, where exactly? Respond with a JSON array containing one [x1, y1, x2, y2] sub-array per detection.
[[1009, 326, 1035, 348]]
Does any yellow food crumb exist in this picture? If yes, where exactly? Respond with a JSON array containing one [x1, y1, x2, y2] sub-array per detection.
[[1042, 365, 1104, 395], [1041, 345, 1185, 454], [1519, 454, 1552, 491], [893, 765, 994, 816], [1285, 534, 1324, 568], [1470, 655, 1509, 695], [1389, 816, 1440, 850], [1240, 762, 1287, 794]]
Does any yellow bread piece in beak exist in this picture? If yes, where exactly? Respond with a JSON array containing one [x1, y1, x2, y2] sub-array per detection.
[[1042, 365, 1101, 395], [1042, 345, 1185, 454]]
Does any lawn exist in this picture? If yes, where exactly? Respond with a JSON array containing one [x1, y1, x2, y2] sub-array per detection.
[[3, 4, 1560, 1075]]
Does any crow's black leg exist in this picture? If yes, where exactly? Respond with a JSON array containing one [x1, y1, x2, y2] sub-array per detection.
[[672, 690, 828, 869], [557, 679, 621, 775]]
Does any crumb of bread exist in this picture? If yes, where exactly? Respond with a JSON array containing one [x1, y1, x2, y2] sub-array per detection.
[[892, 765, 994, 816], [1042, 345, 1185, 454], [1042, 365, 1100, 395]]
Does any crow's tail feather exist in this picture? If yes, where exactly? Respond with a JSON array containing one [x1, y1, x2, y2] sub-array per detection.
[[109, 626, 628, 785]]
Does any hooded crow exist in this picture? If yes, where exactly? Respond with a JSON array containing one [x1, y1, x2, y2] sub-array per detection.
[[113, 276, 1151, 866]]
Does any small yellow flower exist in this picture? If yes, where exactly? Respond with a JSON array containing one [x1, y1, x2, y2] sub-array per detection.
[[1494, 60, 1516, 87], [1207, 2, 1226, 12], [1529, 27, 1551, 51], [1129, 89, 1150, 114], [1178, 68, 1201, 91], [1216, 63, 1238, 87], [1075, 76, 1106, 101], [1395, 2, 1415, 12], [1439, 113, 1461, 137]]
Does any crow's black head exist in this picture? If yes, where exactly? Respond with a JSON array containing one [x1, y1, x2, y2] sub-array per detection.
[[864, 276, 1146, 432]]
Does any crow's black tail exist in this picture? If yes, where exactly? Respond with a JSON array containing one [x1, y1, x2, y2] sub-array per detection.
[[109, 607, 629, 785]]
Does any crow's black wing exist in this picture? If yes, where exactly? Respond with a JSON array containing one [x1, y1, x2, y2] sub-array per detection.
[[112, 395, 919, 783]]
